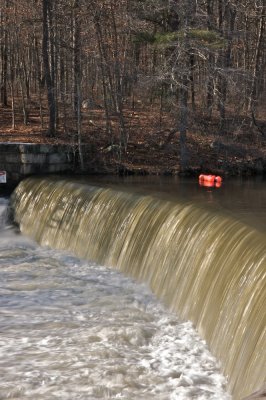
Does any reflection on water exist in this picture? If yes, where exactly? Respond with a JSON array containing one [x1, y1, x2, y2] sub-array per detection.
[[0, 217, 230, 399]]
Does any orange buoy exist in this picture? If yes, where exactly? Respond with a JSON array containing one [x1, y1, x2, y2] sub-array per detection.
[[215, 175, 222, 184], [199, 174, 222, 188]]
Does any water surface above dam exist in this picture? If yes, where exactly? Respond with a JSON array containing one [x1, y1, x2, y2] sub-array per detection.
[[73, 175, 266, 232]]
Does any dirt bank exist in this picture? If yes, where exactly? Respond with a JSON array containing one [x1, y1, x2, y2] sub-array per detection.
[[0, 105, 265, 177]]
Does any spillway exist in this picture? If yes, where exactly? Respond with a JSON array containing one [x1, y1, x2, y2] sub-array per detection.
[[10, 177, 266, 399]]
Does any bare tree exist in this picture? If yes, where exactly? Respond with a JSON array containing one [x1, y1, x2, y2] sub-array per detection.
[[0, 0, 8, 106], [42, 0, 56, 136], [73, 0, 84, 169]]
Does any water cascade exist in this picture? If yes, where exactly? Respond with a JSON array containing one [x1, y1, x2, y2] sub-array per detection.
[[11, 177, 266, 399], [0, 197, 10, 229]]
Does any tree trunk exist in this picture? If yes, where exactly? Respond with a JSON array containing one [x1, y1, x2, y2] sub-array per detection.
[[179, 73, 189, 171], [73, 0, 84, 170], [94, 12, 113, 140], [9, 45, 15, 129], [248, 0, 265, 116], [42, 0, 56, 136], [34, 33, 44, 128], [110, 2, 127, 154], [0, 0, 8, 106], [178, 0, 194, 171], [218, 2, 236, 134], [190, 53, 196, 111], [206, 0, 215, 118]]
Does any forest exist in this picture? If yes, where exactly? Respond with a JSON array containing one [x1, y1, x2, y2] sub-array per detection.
[[0, 0, 265, 175]]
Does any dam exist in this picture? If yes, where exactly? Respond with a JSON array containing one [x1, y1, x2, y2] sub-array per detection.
[[1, 176, 265, 399]]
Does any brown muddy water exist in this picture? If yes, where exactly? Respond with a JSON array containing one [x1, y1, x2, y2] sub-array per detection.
[[0, 176, 265, 399]]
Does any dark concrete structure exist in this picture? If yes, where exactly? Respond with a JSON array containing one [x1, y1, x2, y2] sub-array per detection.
[[0, 143, 74, 190]]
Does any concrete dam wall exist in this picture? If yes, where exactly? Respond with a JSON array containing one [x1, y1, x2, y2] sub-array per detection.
[[0, 143, 73, 188]]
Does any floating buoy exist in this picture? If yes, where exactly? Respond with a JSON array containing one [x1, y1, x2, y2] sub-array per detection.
[[199, 174, 222, 188]]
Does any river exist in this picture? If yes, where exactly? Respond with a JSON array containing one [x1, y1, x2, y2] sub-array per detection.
[[0, 176, 265, 399]]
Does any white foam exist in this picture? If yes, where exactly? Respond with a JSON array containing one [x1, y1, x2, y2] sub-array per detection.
[[0, 237, 231, 399]]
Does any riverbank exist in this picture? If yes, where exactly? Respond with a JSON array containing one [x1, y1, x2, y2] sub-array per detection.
[[0, 104, 265, 177]]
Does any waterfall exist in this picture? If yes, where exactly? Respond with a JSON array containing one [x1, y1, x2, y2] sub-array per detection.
[[11, 177, 266, 400], [0, 197, 10, 230]]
